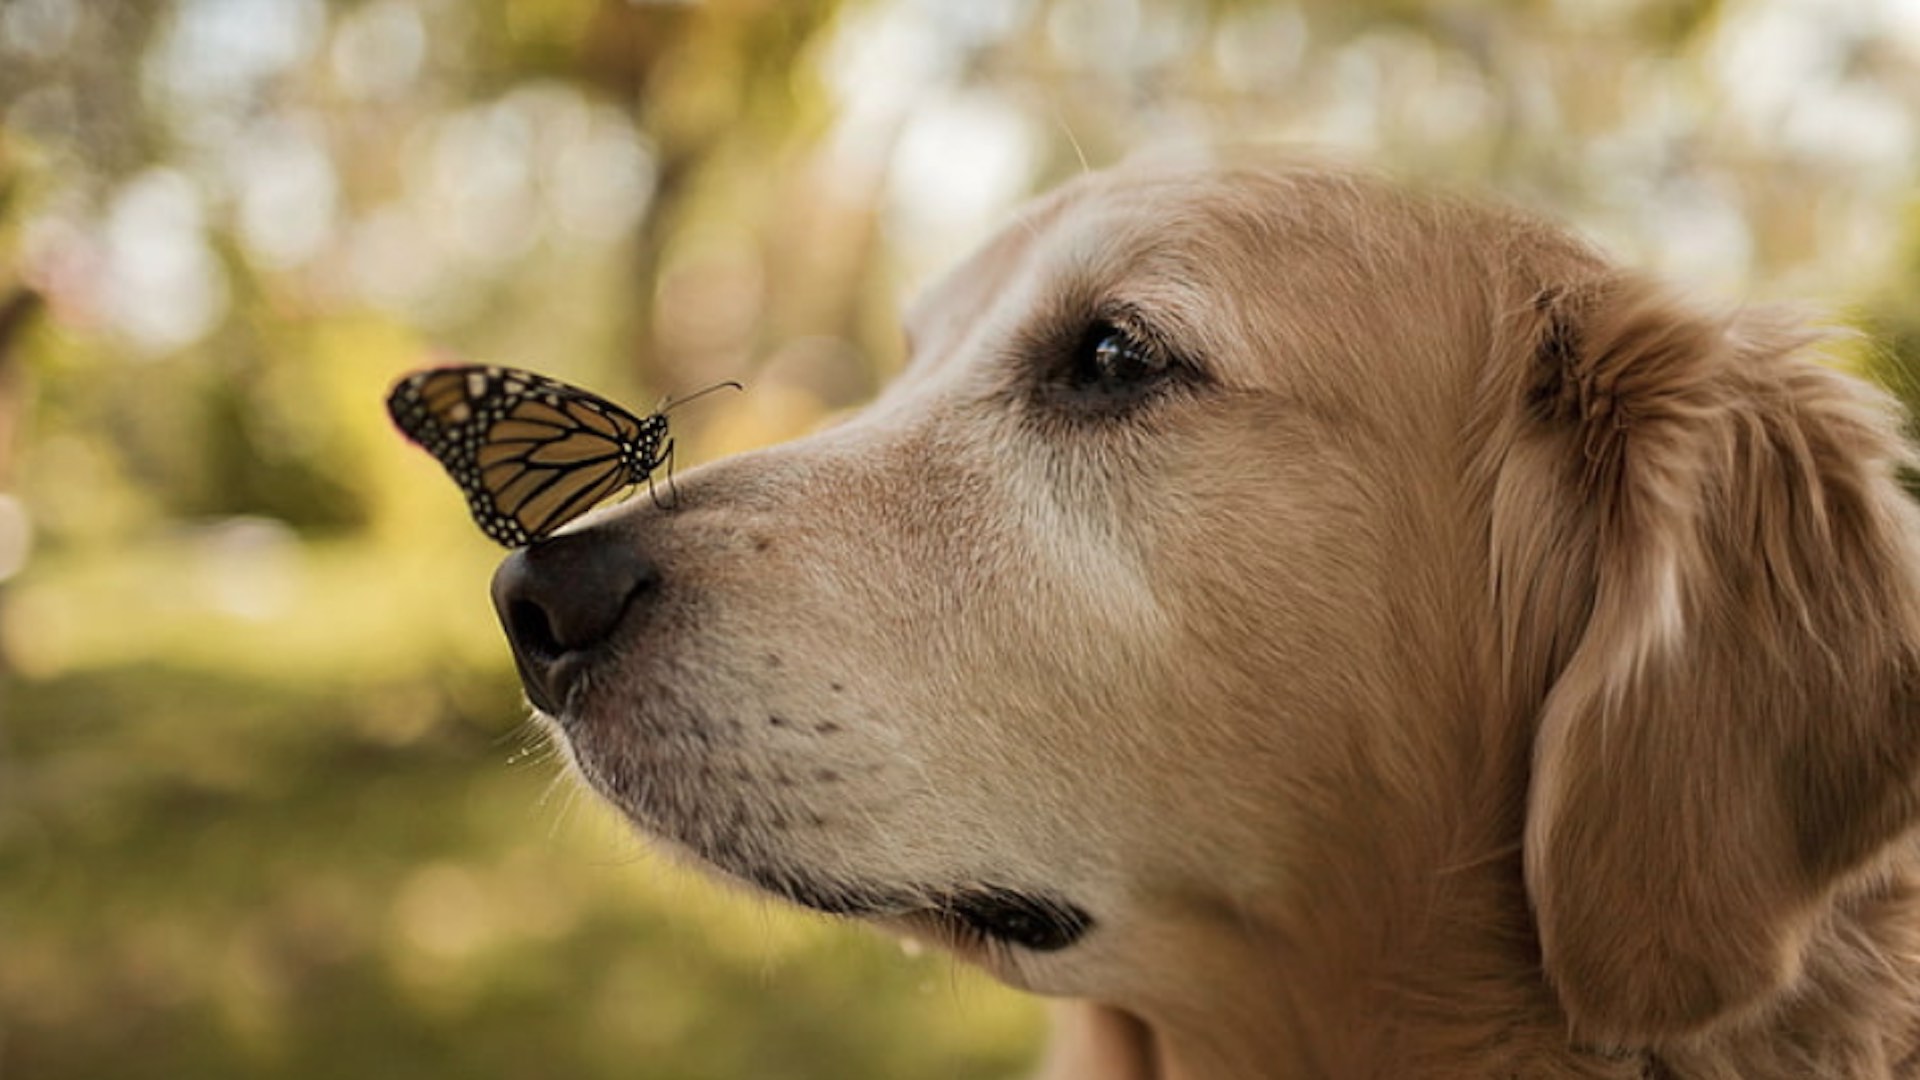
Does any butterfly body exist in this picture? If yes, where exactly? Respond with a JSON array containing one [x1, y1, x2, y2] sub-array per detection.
[[386, 364, 678, 547]]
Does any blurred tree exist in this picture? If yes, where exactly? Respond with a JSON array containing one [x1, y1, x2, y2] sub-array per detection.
[[0, 284, 40, 675]]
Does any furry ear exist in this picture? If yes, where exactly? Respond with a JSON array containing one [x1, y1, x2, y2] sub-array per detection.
[[1494, 275, 1920, 1044]]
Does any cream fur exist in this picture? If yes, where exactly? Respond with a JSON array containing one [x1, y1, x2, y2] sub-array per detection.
[[532, 160, 1920, 1079]]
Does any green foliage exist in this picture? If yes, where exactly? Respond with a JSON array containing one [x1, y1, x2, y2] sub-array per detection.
[[0, 535, 1042, 1077], [1, 661, 1041, 1079]]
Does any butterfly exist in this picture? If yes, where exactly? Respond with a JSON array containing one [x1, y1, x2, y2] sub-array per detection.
[[385, 364, 739, 547]]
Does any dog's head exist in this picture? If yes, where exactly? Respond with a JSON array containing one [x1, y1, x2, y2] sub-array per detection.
[[491, 160, 1920, 1048]]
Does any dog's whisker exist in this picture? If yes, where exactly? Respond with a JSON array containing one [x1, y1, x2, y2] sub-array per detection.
[[504, 718, 559, 767], [1050, 101, 1091, 178]]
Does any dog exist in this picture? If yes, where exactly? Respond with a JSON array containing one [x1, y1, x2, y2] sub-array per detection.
[[489, 158, 1920, 1078]]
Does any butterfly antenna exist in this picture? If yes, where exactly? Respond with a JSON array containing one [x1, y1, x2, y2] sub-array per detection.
[[656, 380, 744, 414]]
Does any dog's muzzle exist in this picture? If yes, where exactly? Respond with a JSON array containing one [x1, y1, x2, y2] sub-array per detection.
[[489, 528, 657, 714]]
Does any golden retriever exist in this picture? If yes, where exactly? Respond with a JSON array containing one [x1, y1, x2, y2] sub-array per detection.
[[489, 158, 1920, 1078]]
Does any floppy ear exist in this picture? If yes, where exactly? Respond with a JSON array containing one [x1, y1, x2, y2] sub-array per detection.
[[1492, 275, 1920, 1044]]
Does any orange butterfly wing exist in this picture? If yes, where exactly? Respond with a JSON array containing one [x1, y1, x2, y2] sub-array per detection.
[[386, 365, 668, 546]]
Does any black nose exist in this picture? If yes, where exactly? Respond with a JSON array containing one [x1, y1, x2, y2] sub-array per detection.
[[489, 529, 659, 714]]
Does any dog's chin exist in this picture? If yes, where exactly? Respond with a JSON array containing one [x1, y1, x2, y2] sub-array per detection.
[[537, 709, 1096, 955], [527, 670, 1097, 956], [616, 815, 1100, 955], [733, 864, 1097, 954]]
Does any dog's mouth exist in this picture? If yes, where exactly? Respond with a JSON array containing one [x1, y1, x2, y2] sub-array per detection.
[[555, 739, 1096, 953], [750, 868, 1095, 953]]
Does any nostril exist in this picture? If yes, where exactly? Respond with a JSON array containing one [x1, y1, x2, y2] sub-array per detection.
[[508, 598, 562, 661], [490, 530, 660, 681]]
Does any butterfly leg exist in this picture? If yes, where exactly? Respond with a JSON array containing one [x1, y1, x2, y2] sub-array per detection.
[[663, 438, 679, 508], [646, 438, 679, 510]]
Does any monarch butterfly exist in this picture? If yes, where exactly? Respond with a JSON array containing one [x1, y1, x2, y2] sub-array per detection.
[[385, 364, 740, 547]]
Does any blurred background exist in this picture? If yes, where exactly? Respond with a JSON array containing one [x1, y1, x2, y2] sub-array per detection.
[[2, 0, 1919, 1076]]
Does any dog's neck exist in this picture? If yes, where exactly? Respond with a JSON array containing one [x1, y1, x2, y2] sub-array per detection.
[[1040, 710, 1920, 1080], [1044, 839, 1644, 1078], [1039, 747, 1638, 1079]]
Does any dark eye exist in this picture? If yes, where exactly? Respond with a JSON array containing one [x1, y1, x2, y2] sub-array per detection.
[[1066, 321, 1170, 396]]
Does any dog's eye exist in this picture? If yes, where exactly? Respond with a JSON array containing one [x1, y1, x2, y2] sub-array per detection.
[[1072, 322, 1167, 391], [1043, 320, 1186, 417], [1025, 312, 1198, 418]]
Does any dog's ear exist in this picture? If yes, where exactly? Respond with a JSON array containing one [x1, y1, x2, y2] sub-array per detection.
[[1491, 274, 1920, 1043]]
